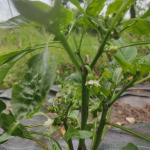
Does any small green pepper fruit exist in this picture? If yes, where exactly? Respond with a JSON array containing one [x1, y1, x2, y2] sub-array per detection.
[[108, 46, 118, 54]]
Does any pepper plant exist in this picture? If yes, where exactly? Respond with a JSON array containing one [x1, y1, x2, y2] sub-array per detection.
[[0, 0, 150, 150]]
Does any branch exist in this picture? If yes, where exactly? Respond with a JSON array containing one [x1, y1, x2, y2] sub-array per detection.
[[106, 122, 150, 143]]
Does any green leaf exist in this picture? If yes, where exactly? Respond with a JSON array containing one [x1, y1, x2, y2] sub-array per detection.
[[120, 143, 138, 150], [63, 123, 93, 140], [106, 0, 135, 16], [11, 43, 56, 121], [68, 0, 85, 14], [0, 1, 51, 29], [0, 100, 6, 113], [0, 133, 13, 144], [69, 110, 79, 119], [13, 0, 64, 33], [99, 77, 112, 96], [106, 0, 123, 15], [60, 7, 74, 28], [113, 38, 137, 62], [112, 38, 137, 73], [141, 8, 150, 19], [139, 63, 150, 76], [123, 19, 150, 35], [78, 130, 93, 139], [65, 72, 82, 85], [86, 0, 106, 16], [0, 43, 43, 83], [112, 68, 122, 85], [0, 113, 31, 140], [63, 123, 80, 141], [139, 54, 150, 64]]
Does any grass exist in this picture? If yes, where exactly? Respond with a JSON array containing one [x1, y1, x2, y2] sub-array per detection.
[[0, 26, 102, 89], [0, 26, 149, 89]]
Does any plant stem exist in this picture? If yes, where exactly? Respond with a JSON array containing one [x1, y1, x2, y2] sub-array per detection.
[[31, 132, 62, 150], [64, 121, 74, 150], [25, 124, 44, 128], [78, 74, 89, 150], [55, 32, 82, 74], [134, 75, 150, 85], [90, 31, 111, 69], [79, 29, 85, 51], [90, 0, 136, 70], [72, 32, 85, 66], [109, 79, 136, 107], [31, 135, 49, 150], [118, 41, 150, 49], [106, 122, 150, 143], [90, 106, 108, 150]]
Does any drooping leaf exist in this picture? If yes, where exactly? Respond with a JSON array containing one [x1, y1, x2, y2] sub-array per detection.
[[0, 43, 44, 83], [11, 43, 56, 122], [65, 72, 82, 85], [123, 19, 150, 35], [106, 0, 123, 15], [120, 143, 138, 150], [86, 0, 106, 16], [0, 100, 6, 113], [68, 0, 85, 14], [141, 8, 150, 19]]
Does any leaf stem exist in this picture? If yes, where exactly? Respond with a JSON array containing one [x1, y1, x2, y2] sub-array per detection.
[[106, 122, 150, 143], [118, 41, 150, 49], [31, 135, 49, 150], [134, 74, 150, 86], [55, 32, 82, 74], [90, 0, 136, 70], [25, 124, 44, 129], [109, 79, 136, 107], [72, 32, 85, 66]]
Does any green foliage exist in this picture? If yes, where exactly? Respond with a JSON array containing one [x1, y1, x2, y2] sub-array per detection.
[[0, 0, 150, 150], [0, 100, 6, 113], [123, 19, 150, 35], [120, 143, 138, 150], [11, 43, 56, 121]]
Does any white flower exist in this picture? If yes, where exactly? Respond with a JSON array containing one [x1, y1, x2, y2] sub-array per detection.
[[85, 80, 101, 87], [44, 119, 57, 134]]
